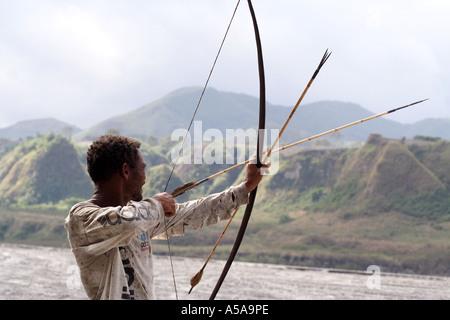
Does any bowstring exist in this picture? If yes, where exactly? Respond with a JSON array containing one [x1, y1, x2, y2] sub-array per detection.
[[163, 0, 241, 193], [162, 0, 242, 300]]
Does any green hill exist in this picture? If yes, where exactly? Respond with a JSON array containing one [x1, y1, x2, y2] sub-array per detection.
[[318, 134, 448, 219], [257, 134, 449, 216], [0, 134, 92, 207]]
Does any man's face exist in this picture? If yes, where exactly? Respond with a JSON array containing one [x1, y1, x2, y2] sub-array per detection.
[[127, 150, 147, 201]]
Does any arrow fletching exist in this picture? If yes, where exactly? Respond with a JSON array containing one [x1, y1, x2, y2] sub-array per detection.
[[171, 181, 199, 198], [188, 268, 204, 294]]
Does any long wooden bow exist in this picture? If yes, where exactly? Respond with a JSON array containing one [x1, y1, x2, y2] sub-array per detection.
[[209, 0, 266, 300]]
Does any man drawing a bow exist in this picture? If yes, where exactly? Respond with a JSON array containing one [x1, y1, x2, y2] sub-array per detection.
[[65, 135, 268, 300]]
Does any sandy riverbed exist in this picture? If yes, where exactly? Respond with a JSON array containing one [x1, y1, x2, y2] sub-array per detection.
[[0, 243, 448, 300]]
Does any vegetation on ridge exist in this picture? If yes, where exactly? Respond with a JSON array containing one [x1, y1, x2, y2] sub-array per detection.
[[0, 131, 449, 276], [0, 134, 92, 208]]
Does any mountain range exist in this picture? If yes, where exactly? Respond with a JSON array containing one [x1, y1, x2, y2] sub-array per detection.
[[0, 126, 449, 275], [1, 87, 449, 143], [1, 87, 449, 276], [0, 118, 81, 141]]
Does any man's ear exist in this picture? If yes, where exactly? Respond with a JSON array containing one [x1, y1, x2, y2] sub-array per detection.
[[120, 163, 130, 179]]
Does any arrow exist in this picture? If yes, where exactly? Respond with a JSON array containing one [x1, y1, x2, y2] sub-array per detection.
[[188, 207, 239, 294], [265, 49, 331, 160], [273, 98, 428, 153]]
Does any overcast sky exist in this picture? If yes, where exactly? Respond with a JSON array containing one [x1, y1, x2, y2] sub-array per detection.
[[1, 0, 449, 129]]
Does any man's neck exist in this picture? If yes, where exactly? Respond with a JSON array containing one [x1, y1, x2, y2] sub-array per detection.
[[90, 179, 128, 207]]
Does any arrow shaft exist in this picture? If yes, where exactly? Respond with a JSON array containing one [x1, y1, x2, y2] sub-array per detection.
[[273, 99, 428, 153], [273, 111, 389, 153]]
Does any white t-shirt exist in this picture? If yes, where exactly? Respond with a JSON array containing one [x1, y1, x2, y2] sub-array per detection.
[[65, 183, 249, 300]]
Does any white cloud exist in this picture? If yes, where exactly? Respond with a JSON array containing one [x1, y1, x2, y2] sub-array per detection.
[[0, 0, 449, 129]]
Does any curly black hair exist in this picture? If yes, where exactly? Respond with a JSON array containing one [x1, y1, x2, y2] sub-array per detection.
[[86, 135, 141, 183]]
